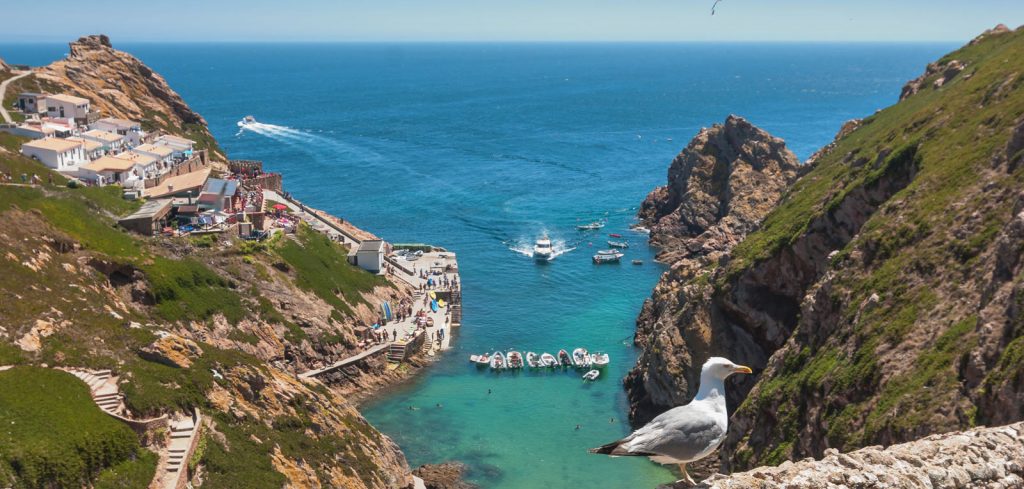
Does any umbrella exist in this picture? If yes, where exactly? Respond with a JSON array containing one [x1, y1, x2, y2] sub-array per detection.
[[273, 204, 288, 211]]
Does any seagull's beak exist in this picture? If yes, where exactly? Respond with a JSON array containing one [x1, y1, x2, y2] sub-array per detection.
[[732, 365, 753, 374]]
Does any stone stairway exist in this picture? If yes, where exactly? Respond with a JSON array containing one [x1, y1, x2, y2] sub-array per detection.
[[63, 368, 125, 415], [161, 410, 201, 489]]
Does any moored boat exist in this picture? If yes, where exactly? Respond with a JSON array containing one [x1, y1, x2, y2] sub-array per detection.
[[490, 351, 506, 370], [526, 352, 541, 368], [589, 352, 610, 367], [507, 351, 524, 369], [572, 348, 591, 368], [608, 233, 623, 238], [576, 221, 605, 231], [540, 352, 558, 367], [557, 349, 572, 367], [593, 250, 624, 264], [630, 225, 650, 234], [582, 370, 600, 381], [632, 259, 643, 265], [607, 240, 629, 249], [471, 353, 491, 367]]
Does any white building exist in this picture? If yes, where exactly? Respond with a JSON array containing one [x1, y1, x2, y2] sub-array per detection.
[[133, 143, 174, 169], [17, 93, 48, 116], [21, 138, 87, 172], [113, 151, 160, 179], [81, 129, 127, 154], [44, 94, 91, 122], [65, 137, 105, 160], [79, 155, 146, 187], [90, 118, 145, 145], [156, 135, 195, 158], [353, 240, 385, 274]]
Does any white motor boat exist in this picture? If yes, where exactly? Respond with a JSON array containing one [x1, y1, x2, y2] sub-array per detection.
[[533, 235, 554, 261], [526, 352, 542, 368], [582, 370, 600, 381], [238, 115, 257, 127], [592, 250, 624, 264], [589, 352, 610, 368], [572, 348, 591, 368], [490, 351, 506, 370], [470, 353, 490, 367], [507, 351, 524, 369], [576, 221, 605, 231], [558, 349, 573, 367], [540, 352, 558, 367]]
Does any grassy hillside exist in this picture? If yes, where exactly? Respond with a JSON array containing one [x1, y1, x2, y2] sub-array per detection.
[[0, 140, 406, 486], [722, 26, 1024, 467]]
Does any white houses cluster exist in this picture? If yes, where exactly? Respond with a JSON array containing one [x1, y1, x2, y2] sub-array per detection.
[[6, 91, 196, 188]]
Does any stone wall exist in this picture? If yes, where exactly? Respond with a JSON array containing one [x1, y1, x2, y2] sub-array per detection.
[[143, 150, 209, 189]]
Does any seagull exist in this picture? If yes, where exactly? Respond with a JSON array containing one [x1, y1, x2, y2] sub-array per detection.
[[590, 357, 752, 485], [711, 0, 724, 15]]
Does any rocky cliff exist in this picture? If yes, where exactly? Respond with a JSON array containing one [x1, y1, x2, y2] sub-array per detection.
[[0, 37, 420, 488], [10, 35, 225, 161], [626, 24, 1024, 475], [626, 115, 800, 424]]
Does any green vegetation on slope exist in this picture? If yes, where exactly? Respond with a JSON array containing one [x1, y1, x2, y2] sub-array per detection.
[[729, 27, 1024, 465], [0, 367, 153, 489]]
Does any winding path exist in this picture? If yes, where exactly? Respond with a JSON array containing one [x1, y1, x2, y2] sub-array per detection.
[[0, 71, 32, 123]]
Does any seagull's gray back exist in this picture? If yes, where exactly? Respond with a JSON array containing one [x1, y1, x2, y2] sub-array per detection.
[[621, 398, 727, 463]]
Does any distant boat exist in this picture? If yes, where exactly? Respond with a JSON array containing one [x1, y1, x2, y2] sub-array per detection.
[[582, 370, 600, 381], [572, 348, 591, 368], [593, 250, 624, 264], [507, 351, 524, 369], [632, 259, 643, 265], [576, 221, 605, 231], [490, 351, 505, 369], [631, 226, 650, 235], [607, 240, 629, 249], [540, 352, 558, 367], [526, 352, 542, 368], [590, 352, 610, 368], [558, 349, 572, 367], [608, 233, 623, 238], [238, 115, 256, 127], [533, 235, 554, 261]]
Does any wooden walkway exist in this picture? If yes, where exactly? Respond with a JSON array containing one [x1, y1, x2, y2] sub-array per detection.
[[299, 342, 391, 378]]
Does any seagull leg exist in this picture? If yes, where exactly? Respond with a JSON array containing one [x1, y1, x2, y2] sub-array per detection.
[[675, 464, 696, 486]]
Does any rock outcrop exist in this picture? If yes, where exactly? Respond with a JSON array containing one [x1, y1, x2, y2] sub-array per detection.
[[627, 25, 1024, 477], [678, 422, 1024, 488], [413, 462, 478, 489], [31, 35, 225, 161], [626, 115, 800, 424]]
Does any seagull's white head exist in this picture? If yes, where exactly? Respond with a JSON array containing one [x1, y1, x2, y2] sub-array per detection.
[[701, 357, 753, 380]]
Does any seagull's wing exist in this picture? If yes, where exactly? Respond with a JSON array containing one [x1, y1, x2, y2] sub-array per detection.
[[590, 402, 724, 462]]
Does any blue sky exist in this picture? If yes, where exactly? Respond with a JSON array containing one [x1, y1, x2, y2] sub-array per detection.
[[2, 0, 1022, 43]]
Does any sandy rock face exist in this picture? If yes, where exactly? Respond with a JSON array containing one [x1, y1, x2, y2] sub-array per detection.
[[681, 422, 1024, 489], [413, 462, 477, 489], [138, 334, 203, 368], [626, 116, 800, 424]]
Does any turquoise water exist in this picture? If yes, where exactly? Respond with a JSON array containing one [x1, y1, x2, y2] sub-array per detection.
[[4, 41, 956, 488]]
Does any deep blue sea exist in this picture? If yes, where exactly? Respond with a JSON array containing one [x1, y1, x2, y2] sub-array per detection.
[[2, 41, 954, 488]]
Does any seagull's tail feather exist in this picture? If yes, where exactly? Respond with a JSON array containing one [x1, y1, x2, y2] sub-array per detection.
[[589, 439, 649, 457]]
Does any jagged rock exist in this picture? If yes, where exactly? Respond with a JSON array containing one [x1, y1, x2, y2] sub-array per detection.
[[626, 116, 800, 424], [900, 59, 966, 100], [970, 24, 1012, 45], [138, 334, 203, 368], [674, 423, 1024, 488], [413, 462, 477, 489]]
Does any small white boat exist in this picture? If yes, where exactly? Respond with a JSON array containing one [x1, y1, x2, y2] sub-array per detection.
[[470, 353, 490, 367], [526, 352, 542, 368], [558, 349, 573, 367], [593, 250, 624, 264], [507, 351, 524, 369], [590, 352, 610, 367], [632, 259, 643, 265], [238, 115, 256, 127], [577, 221, 605, 231], [490, 351, 506, 370], [572, 348, 591, 368], [582, 370, 600, 381], [631, 226, 651, 234], [540, 352, 558, 367], [533, 235, 554, 261], [607, 240, 629, 249]]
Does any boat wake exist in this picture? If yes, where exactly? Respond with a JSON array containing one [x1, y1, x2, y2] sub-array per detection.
[[236, 119, 314, 142], [508, 235, 576, 261]]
